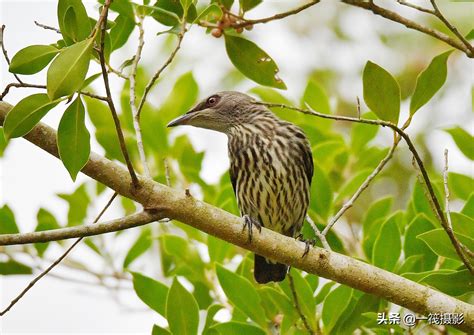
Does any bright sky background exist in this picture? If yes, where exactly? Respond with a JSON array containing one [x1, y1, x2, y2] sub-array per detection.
[[0, 0, 472, 334]]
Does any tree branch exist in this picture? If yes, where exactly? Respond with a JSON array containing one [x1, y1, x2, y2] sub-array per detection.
[[97, 0, 140, 188], [199, 1, 321, 30], [1, 25, 23, 84], [0, 211, 161, 246], [341, 0, 473, 58], [129, 14, 150, 178], [322, 136, 399, 235], [0, 192, 118, 316], [259, 101, 474, 274], [0, 101, 472, 332]]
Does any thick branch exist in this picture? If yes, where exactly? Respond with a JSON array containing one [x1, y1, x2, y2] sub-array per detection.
[[260, 101, 474, 274], [0, 211, 160, 246], [0, 101, 472, 332], [342, 0, 473, 58]]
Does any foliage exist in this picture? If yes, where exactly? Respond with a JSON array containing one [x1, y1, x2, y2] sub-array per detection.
[[1, 0, 473, 334]]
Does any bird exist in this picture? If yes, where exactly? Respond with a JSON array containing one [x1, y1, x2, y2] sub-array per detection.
[[167, 91, 314, 283]]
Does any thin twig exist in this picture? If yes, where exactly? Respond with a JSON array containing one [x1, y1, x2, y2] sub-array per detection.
[[322, 137, 399, 235], [106, 59, 129, 80], [0, 192, 118, 316], [34, 21, 61, 34], [135, 22, 186, 120], [79, 90, 109, 102], [443, 149, 453, 232], [397, 0, 435, 14], [443, 150, 474, 260], [0, 82, 107, 102], [429, 0, 474, 54], [97, 0, 140, 188], [306, 214, 331, 250], [0, 25, 23, 84], [342, 0, 473, 58], [259, 101, 474, 274], [199, 1, 320, 29], [0, 82, 46, 100], [287, 272, 315, 335], [129, 15, 150, 178]]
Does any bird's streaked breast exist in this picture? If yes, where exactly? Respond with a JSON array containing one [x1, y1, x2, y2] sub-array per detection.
[[228, 118, 313, 237]]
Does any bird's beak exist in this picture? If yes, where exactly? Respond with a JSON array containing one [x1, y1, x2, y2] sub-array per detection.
[[167, 113, 194, 128]]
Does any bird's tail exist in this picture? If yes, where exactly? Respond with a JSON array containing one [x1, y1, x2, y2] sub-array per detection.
[[254, 254, 288, 284]]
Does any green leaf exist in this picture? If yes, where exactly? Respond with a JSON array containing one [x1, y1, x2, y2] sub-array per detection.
[[372, 212, 402, 271], [315, 281, 335, 304], [335, 169, 372, 204], [0, 205, 19, 234], [410, 50, 453, 115], [150, 0, 197, 26], [258, 287, 297, 322], [3, 93, 60, 139], [224, 34, 286, 89], [240, 0, 262, 12], [215, 264, 267, 327], [166, 277, 200, 335], [81, 73, 102, 89], [420, 270, 473, 296], [57, 0, 91, 43], [0, 260, 32, 275], [211, 322, 266, 335], [303, 79, 331, 115], [363, 61, 400, 124], [336, 293, 380, 334], [110, 15, 135, 51], [449, 172, 473, 200], [403, 214, 437, 271], [461, 193, 474, 217], [152, 325, 171, 335], [9, 45, 59, 74], [57, 97, 90, 181], [322, 285, 353, 334], [159, 234, 206, 282], [451, 212, 474, 238], [47, 38, 93, 100], [131, 272, 169, 316], [0, 128, 7, 156], [288, 269, 317, 329], [417, 228, 474, 261], [362, 197, 393, 259], [310, 165, 333, 220], [193, 4, 222, 24], [123, 227, 152, 268], [58, 183, 90, 226], [444, 127, 474, 160], [203, 304, 223, 335], [351, 112, 379, 153], [466, 29, 474, 40], [34, 208, 61, 257]]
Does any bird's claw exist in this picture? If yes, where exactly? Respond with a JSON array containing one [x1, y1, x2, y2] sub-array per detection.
[[242, 215, 262, 243], [295, 234, 316, 258]]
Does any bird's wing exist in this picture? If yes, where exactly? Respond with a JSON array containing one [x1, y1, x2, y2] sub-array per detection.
[[229, 160, 237, 195], [303, 142, 314, 186]]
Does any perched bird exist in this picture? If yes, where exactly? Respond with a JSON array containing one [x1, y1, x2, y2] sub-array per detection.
[[167, 91, 314, 283]]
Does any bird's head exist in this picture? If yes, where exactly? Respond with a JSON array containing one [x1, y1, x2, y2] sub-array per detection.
[[167, 91, 261, 133]]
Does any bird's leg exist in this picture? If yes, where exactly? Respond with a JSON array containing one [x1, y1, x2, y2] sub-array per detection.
[[295, 234, 316, 258], [242, 214, 262, 243]]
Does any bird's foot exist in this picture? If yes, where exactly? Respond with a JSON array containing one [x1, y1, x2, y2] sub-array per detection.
[[242, 215, 262, 243], [295, 234, 316, 258]]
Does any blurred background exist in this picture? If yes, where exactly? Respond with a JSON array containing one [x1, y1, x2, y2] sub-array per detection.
[[0, 0, 472, 334]]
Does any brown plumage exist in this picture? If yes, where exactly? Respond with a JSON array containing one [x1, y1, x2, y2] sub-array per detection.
[[168, 91, 313, 283]]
